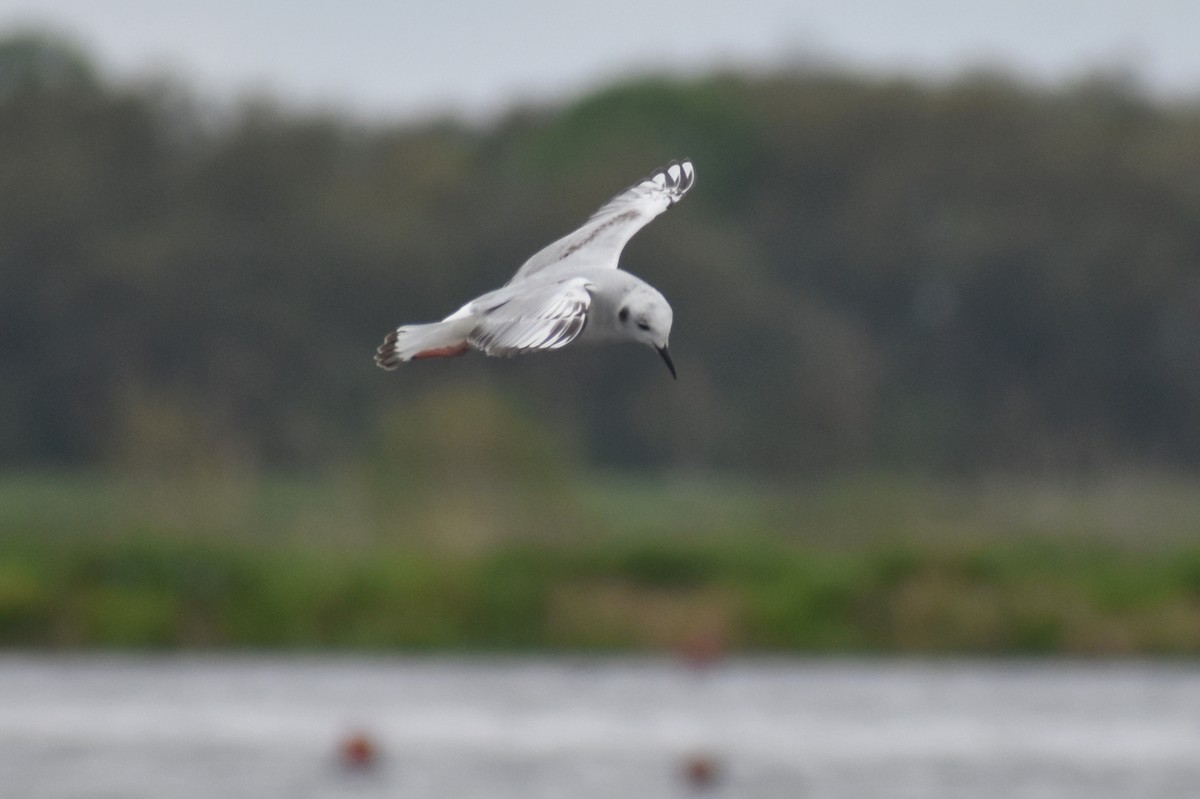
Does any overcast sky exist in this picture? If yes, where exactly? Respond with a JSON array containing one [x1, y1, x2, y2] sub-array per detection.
[[2, 0, 1197, 120]]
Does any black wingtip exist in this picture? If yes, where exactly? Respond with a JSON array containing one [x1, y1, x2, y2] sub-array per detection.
[[660, 159, 695, 205], [375, 329, 401, 370]]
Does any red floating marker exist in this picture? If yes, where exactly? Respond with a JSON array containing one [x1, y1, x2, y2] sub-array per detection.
[[339, 731, 377, 770], [682, 752, 720, 790]]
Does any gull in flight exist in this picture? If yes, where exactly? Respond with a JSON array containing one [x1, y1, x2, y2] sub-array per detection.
[[375, 159, 695, 378]]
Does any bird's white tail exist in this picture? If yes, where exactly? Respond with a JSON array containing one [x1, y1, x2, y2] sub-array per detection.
[[374, 318, 475, 369]]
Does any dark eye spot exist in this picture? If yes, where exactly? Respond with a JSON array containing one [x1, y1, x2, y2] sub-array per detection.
[[618, 307, 630, 323], [637, 321, 651, 332]]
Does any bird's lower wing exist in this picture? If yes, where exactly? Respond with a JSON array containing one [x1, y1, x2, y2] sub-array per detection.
[[469, 278, 593, 356]]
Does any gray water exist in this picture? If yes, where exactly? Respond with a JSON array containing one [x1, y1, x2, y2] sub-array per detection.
[[0, 657, 1197, 799]]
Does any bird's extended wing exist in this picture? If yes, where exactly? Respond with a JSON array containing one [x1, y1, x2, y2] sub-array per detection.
[[469, 278, 593, 356], [508, 160, 695, 284]]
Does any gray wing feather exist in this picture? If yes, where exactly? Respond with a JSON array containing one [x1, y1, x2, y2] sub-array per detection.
[[469, 278, 593, 356], [508, 160, 695, 284]]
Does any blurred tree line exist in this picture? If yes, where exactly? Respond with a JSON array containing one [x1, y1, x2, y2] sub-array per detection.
[[3, 32, 1200, 477]]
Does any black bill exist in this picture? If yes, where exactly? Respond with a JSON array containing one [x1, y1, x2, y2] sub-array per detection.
[[657, 345, 676, 380]]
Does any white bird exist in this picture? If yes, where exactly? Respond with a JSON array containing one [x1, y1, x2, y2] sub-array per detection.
[[375, 159, 696, 378]]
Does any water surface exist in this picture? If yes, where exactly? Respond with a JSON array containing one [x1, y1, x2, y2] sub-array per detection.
[[0, 656, 1196, 798]]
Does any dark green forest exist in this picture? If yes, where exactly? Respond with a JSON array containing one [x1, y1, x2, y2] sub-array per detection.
[[4, 32, 1200, 477]]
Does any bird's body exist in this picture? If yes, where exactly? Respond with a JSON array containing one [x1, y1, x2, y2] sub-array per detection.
[[375, 160, 695, 377]]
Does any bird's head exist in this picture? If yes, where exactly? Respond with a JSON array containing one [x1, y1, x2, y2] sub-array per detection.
[[617, 286, 675, 378]]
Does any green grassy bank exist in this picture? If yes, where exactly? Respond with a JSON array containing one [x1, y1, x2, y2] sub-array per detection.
[[2, 472, 1199, 654]]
